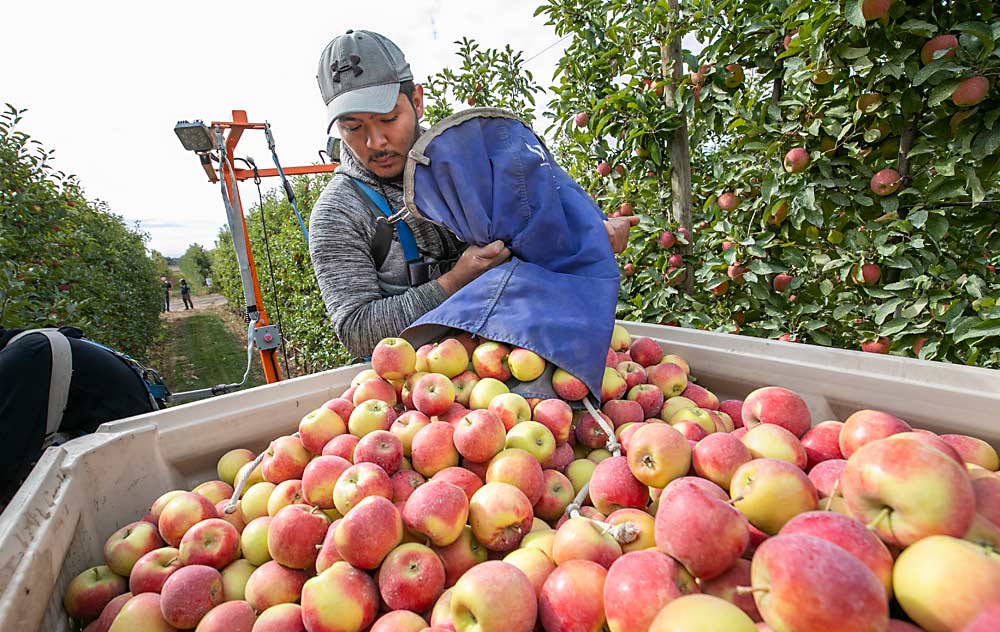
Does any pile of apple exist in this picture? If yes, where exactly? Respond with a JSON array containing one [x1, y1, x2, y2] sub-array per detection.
[[63, 325, 1000, 632]]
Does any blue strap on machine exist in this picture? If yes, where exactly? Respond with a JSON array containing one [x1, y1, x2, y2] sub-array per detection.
[[352, 179, 421, 263]]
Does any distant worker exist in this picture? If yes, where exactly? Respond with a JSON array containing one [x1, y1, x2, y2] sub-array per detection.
[[309, 30, 637, 359], [180, 279, 194, 310], [0, 326, 163, 505], [161, 276, 172, 312]]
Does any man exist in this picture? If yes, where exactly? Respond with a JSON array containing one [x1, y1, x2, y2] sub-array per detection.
[[161, 276, 172, 312], [310, 30, 636, 359]]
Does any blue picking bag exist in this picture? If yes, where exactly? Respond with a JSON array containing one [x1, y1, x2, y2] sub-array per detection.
[[400, 109, 619, 399]]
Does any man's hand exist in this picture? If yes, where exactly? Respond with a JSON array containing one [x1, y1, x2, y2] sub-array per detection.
[[606, 216, 640, 254], [437, 240, 512, 296]]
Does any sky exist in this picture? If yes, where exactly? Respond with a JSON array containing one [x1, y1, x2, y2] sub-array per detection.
[[3, 1, 570, 257]]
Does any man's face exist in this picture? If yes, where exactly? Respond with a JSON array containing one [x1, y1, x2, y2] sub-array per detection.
[[336, 85, 424, 180]]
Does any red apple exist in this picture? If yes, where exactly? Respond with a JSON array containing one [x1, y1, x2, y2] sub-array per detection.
[[335, 495, 402, 569], [402, 480, 469, 546], [862, 337, 892, 354], [870, 168, 902, 196], [646, 362, 688, 399], [602, 399, 645, 429], [693, 432, 752, 489], [353, 376, 398, 406], [783, 147, 809, 173], [332, 462, 392, 516], [194, 600, 256, 632], [302, 455, 351, 509], [449, 370, 479, 407], [298, 407, 347, 455], [179, 518, 240, 570], [486, 448, 545, 505], [742, 386, 811, 437], [699, 558, 761, 622], [301, 562, 379, 632], [533, 469, 575, 522], [629, 337, 663, 366], [552, 516, 623, 568], [468, 482, 534, 551], [674, 420, 710, 442], [262, 435, 312, 484], [488, 392, 532, 431], [268, 504, 330, 570], [616, 361, 647, 391], [353, 430, 403, 474], [371, 337, 416, 380], [425, 339, 471, 378], [266, 479, 304, 517], [413, 373, 457, 417], [533, 398, 573, 443], [605, 550, 698, 632], [628, 423, 691, 488], [451, 561, 536, 632], [158, 491, 218, 547], [90, 591, 132, 632], [391, 469, 425, 504], [801, 420, 845, 468], [839, 409, 911, 458], [719, 400, 745, 427], [627, 384, 665, 419], [412, 421, 460, 477], [952, 75, 990, 107], [551, 368, 589, 401], [252, 603, 305, 631], [105, 593, 173, 632], [921, 33, 958, 64], [808, 459, 847, 498], [322, 433, 360, 461], [193, 480, 235, 506], [160, 564, 224, 629], [378, 542, 446, 612], [942, 434, 1000, 470], [576, 411, 615, 449], [103, 520, 165, 577], [472, 341, 511, 381], [315, 520, 342, 573], [63, 565, 128, 623], [129, 546, 182, 594], [323, 397, 355, 425], [718, 192, 740, 211]]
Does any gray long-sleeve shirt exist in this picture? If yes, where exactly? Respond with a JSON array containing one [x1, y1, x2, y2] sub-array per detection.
[[309, 142, 465, 359]]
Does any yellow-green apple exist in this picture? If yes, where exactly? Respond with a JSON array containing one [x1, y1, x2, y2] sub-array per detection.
[[451, 560, 536, 632], [605, 550, 698, 632], [629, 337, 663, 366], [415, 344, 433, 372], [730, 459, 818, 534], [566, 458, 597, 497], [378, 542, 445, 611], [655, 478, 749, 579], [431, 587, 456, 629], [235, 516, 271, 567], [262, 435, 311, 484], [921, 33, 958, 64], [627, 384, 664, 420], [353, 429, 403, 474], [179, 518, 240, 569], [601, 367, 628, 402], [348, 399, 398, 438], [253, 603, 304, 630], [488, 392, 532, 431], [298, 407, 346, 455], [91, 591, 132, 632], [412, 373, 456, 417], [551, 368, 589, 401], [606, 508, 655, 552], [267, 504, 330, 569], [506, 420, 556, 463], [323, 396, 355, 422], [801, 420, 845, 468], [433, 525, 488, 587], [742, 386, 811, 437], [486, 448, 545, 505], [674, 421, 709, 442], [503, 547, 555, 599], [783, 147, 809, 173], [411, 421, 460, 477], [719, 399, 746, 428], [432, 466, 483, 501], [351, 368, 379, 387], [371, 611, 427, 632], [589, 448, 614, 463], [159, 564, 224, 629], [63, 565, 127, 622], [670, 407, 716, 434], [616, 361, 647, 391], [333, 461, 392, 516], [841, 436, 975, 547], [521, 528, 555, 556], [245, 561, 307, 612], [217, 449, 255, 487], [371, 337, 416, 380], [646, 362, 688, 398], [106, 593, 173, 632], [617, 422, 642, 453], [808, 459, 846, 498], [239, 482, 275, 522], [150, 490, 186, 524], [650, 594, 756, 632], [699, 558, 760, 622], [839, 409, 911, 457], [942, 434, 1000, 470], [333, 495, 401, 569], [780, 511, 893, 596], [450, 370, 479, 407], [692, 432, 752, 489], [302, 455, 351, 509], [533, 469, 575, 522], [128, 546, 181, 594], [661, 354, 690, 374], [741, 424, 808, 469], [301, 562, 379, 632], [710, 409, 735, 433], [552, 516, 623, 568], [751, 534, 888, 632], [158, 491, 218, 547], [390, 410, 430, 457], [660, 396, 697, 421], [215, 499, 246, 533], [469, 482, 534, 551], [453, 410, 506, 464], [194, 600, 256, 632], [401, 479, 469, 546], [471, 341, 511, 381], [352, 376, 398, 407], [468, 377, 509, 410], [952, 75, 989, 107], [426, 338, 471, 378], [321, 433, 359, 460], [575, 411, 615, 449], [602, 399, 644, 429], [610, 324, 631, 351], [539, 559, 607, 631], [266, 479, 303, 516], [219, 558, 256, 602], [870, 168, 902, 196], [508, 347, 546, 382], [103, 520, 165, 578], [627, 423, 690, 489]]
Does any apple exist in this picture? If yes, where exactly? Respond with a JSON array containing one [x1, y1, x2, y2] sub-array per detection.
[[486, 448, 545, 505], [390, 410, 430, 457], [698, 558, 760, 622], [267, 504, 331, 570], [679, 383, 718, 410], [669, 407, 716, 435], [801, 420, 844, 468], [650, 594, 756, 631], [90, 591, 132, 632], [808, 459, 847, 498], [298, 407, 347, 454], [315, 520, 342, 573], [194, 600, 256, 632], [768, 200, 790, 226], [551, 516, 623, 568], [921, 33, 959, 64], [336, 495, 402, 567], [591, 455, 649, 513], [468, 377, 510, 410], [178, 518, 240, 570], [245, 562, 308, 614], [646, 362, 688, 399], [660, 396, 696, 421], [429, 525, 486, 588], [771, 273, 793, 293], [626, 384, 664, 420], [471, 341, 511, 381], [63, 565, 127, 622], [841, 436, 975, 547], [302, 455, 351, 509], [730, 458, 818, 534], [489, 392, 532, 431], [125, 546, 181, 595], [106, 593, 173, 632], [668, 253, 684, 267], [603, 399, 645, 429], [741, 424, 807, 469], [262, 435, 312, 484], [533, 469, 575, 522], [600, 367, 628, 402], [220, 559, 256, 602], [627, 423, 690, 489], [266, 479, 303, 516], [402, 480, 469, 546], [450, 371, 480, 407], [412, 421, 460, 477], [941, 434, 1000, 470], [692, 432, 752, 489], [575, 410, 615, 449], [450, 560, 536, 632], [503, 547, 555, 601], [301, 562, 379, 632], [353, 376, 398, 407], [323, 396, 355, 422], [870, 168, 902, 196], [252, 603, 304, 631], [377, 542, 446, 612], [742, 386, 811, 437], [371, 337, 416, 380], [575, 111, 590, 127], [158, 491, 218, 547], [468, 482, 534, 551], [333, 462, 392, 516], [351, 368, 379, 387], [370, 612, 427, 632], [423, 339, 469, 378], [615, 362, 647, 391], [159, 564, 224, 629], [839, 409, 911, 457], [533, 398, 573, 443], [453, 409, 507, 464], [539, 560, 607, 632], [751, 534, 888, 632], [657, 230, 676, 249], [321, 433, 360, 461], [217, 449, 256, 487], [782, 147, 809, 174], [566, 458, 596, 497], [239, 482, 275, 522], [551, 368, 589, 401], [718, 192, 740, 210], [507, 347, 546, 382], [506, 421, 556, 463], [353, 429, 403, 474], [604, 550, 697, 632], [215, 498, 246, 534], [952, 75, 989, 107], [102, 520, 165, 578], [893, 430, 964, 465], [440, 402, 470, 424], [626, 337, 662, 366], [412, 373, 456, 417], [348, 399, 398, 437], [862, 337, 892, 354]]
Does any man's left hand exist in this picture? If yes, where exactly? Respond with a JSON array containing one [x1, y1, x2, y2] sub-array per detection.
[[605, 216, 640, 254]]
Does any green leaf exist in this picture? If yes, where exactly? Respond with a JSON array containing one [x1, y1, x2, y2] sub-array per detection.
[[875, 298, 903, 325], [880, 318, 912, 336], [954, 319, 1000, 343], [833, 303, 855, 320], [884, 279, 915, 291], [898, 19, 937, 37], [909, 209, 928, 228], [845, 0, 866, 27], [840, 46, 870, 59], [749, 260, 784, 275], [820, 279, 833, 296], [911, 61, 962, 87], [954, 22, 996, 55], [926, 215, 949, 241], [966, 167, 986, 205], [901, 297, 928, 319], [929, 80, 961, 108], [971, 126, 1000, 161]]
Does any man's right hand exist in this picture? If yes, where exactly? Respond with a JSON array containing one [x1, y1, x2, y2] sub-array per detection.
[[437, 240, 511, 296]]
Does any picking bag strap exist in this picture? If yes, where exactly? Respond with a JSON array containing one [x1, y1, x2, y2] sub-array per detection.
[[351, 179, 421, 263], [7, 328, 73, 436]]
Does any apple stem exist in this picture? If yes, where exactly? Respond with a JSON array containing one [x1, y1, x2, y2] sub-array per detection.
[[736, 585, 770, 595], [867, 506, 890, 531], [728, 496, 744, 505], [823, 479, 840, 512]]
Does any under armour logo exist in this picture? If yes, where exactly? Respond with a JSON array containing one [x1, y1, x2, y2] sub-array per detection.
[[332, 55, 363, 82]]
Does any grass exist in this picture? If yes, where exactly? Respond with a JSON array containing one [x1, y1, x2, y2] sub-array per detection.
[[167, 312, 266, 393]]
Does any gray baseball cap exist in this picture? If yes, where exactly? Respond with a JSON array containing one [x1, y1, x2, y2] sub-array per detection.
[[317, 30, 413, 132]]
